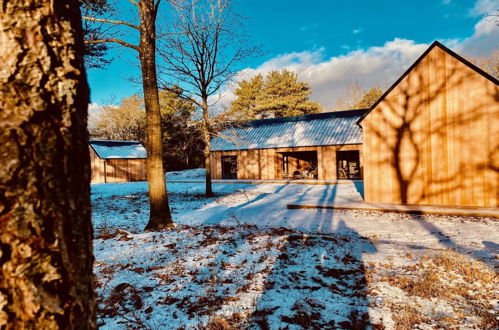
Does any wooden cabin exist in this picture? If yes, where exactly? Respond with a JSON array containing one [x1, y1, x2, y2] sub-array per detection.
[[210, 110, 367, 181], [89, 140, 147, 183], [358, 41, 499, 208]]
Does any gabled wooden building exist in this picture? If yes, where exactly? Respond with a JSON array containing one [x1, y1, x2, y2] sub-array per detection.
[[210, 110, 367, 181], [358, 41, 498, 208], [89, 140, 147, 183]]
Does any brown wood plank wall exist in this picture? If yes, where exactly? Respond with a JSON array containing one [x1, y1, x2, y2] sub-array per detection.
[[361, 46, 498, 207], [90, 147, 147, 183], [211, 145, 363, 180], [89, 147, 106, 183]]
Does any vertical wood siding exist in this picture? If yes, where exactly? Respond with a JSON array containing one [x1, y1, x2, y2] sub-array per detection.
[[90, 147, 146, 183], [211, 145, 363, 180], [361, 46, 498, 207]]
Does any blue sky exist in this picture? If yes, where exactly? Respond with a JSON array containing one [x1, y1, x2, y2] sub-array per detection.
[[87, 0, 498, 109]]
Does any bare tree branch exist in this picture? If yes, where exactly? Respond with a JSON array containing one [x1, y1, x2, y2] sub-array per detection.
[[128, 0, 140, 7], [85, 38, 139, 51], [157, 0, 258, 196], [155, 0, 162, 16], [82, 16, 140, 30]]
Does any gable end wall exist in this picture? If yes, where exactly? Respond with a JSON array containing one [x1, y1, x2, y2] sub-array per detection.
[[361, 46, 498, 207]]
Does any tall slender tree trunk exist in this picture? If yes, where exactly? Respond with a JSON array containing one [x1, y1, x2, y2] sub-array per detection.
[[140, 0, 174, 230], [202, 97, 213, 197], [0, 1, 95, 328]]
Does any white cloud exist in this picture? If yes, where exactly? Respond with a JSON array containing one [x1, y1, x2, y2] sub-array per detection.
[[216, 2, 499, 110], [299, 23, 318, 32], [455, 17, 499, 57], [218, 39, 428, 110], [470, 0, 497, 16], [352, 27, 363, 34], [88, 103, 104, 130]]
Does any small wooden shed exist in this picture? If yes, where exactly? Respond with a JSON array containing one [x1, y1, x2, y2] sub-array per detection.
[[89, 140, 147, 183], [210, 110, 367, 181], [358, 41, 498, 208]]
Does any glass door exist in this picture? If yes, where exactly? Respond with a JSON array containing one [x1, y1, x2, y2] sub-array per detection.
[[336, 151, 361, 179], [221, 156, 237, 179]]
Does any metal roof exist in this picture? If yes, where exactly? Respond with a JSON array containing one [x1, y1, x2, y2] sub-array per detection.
[[211, 109, 367, 151], [89, 140, 147, 159]]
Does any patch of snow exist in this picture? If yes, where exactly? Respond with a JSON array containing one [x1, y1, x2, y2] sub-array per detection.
[[91, 171, 499, 328], [166, 168, 205, 180]]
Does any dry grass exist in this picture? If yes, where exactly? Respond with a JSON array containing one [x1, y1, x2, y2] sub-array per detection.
[[374, 249, 498, 328], [429, 250, 496, 284], [205, 316, 234, 330], [95, 223, 498, 329], [391, 305, 431, 330]]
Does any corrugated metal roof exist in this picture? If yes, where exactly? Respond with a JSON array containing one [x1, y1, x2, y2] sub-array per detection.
[[211, 109, 368, 151], [89, 140, 147, 159]]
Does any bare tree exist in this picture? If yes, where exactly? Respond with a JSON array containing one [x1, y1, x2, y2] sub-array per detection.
[[0, 0, 95, 327], [468, 50, 499, 79], [83, 0, 174, 230], [158, 0, 257, 196], [486, 9, 499, 26], [333, 82, 384, 111]]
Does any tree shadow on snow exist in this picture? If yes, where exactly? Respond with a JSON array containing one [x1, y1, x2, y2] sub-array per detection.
[[249, 219, 376, 329]]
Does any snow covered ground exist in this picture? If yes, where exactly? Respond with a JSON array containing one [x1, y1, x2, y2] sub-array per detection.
[[92, 169, 499, 329]]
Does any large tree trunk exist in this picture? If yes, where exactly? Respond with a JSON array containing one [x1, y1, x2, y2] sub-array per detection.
[[202, 97, 213, 197], [140, 0, 174, 230], [0, 1, 95, 328]]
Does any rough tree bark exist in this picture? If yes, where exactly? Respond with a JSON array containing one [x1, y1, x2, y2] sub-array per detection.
[[201, 97, 213, 196], [0, 1, 96, 329], [140, 0, 174, 230]]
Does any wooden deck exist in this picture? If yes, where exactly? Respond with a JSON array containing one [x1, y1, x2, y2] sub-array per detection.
[[287, 200, 499, 218]]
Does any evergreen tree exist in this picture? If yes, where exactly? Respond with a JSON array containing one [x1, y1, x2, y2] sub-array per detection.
[[353, 87, 384, 109], [259, 70, 322, 118], [79, 0, 112, 69], [229, 74, 264, 121], [159, 89, 204, 171], [228, 69, 322, 120], [333, 83, 384, 111], [90, 90, 204, 171]]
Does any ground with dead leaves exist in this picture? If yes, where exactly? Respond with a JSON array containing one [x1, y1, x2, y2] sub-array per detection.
[[95, 225, 379, 329], [92, 172, 498, 329], [94, 226, 497, 329]]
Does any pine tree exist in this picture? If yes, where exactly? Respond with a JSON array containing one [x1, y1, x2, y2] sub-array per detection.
[[353, 87, 384, 109], [260, 70, 322, 118], [159, 89, 204, 171], [228, 69, 322, 120], [333, 83, 384, 111], [228, 74, 265, 120]]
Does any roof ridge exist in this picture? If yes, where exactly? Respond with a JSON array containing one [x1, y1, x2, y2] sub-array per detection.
[[237, 109, 369, 128], [357, 40, 499, 124], [89, 139, 142, 144], [211, 110, 364, 151]]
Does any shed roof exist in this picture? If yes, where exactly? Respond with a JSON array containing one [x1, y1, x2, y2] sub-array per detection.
[[211, 109, 367, 151], [89, 140, 147, 159]]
